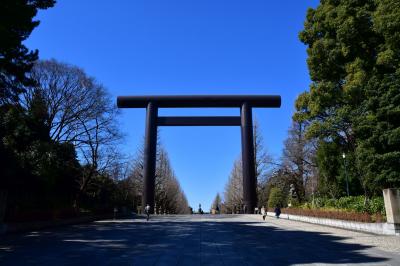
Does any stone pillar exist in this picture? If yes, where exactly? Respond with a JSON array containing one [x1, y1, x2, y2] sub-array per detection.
[[383, 188, 400, 235], [383, 189, 400, 223]]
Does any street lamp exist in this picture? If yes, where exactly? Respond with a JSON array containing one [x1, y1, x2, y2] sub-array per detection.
[[342, 153, 349, 196]]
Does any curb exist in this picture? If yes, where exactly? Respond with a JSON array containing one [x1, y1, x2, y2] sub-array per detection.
[[244, 213, 400, 236]]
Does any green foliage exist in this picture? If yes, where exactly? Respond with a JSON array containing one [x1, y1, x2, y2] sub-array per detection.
[[295, 0, 400, 195], [316, 141, 341, 186], [0, 0, 55, 104], [289, 197, 300, 208], [268, 187, 287, 208], [1, 93, 81, 214], [212, 193, 222, 211], [368, 197, 386, 215], [310, 196, 385, 215], [0, 1, 137, 222], [0, 0, 59, 222]]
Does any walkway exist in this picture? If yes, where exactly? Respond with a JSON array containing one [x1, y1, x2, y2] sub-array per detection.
[[1, 215, 399, 265]]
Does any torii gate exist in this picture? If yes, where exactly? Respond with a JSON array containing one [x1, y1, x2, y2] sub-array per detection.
[[117, 95, 281, 214]]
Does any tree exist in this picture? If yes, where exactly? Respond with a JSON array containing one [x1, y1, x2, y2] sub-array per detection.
[[127, 139, 189, 214], [76, 102, 121, 206], [253, 120, 275, 207], [1, 89, 81, 219], [281, 120, 319, 201], [224, 120, 275, 211], [0, 0, 55, 104], [211, 193, 222, 212], [355, 0, 400, 191], [263, 168, 297, 208], [23, 60, 122, 207], [0, 0, 55, 222], [295, 0, 400, 196], [155, 148, 189, 214], [224, 159, 243, 213], [268, 187, 286, 209], [25, 60, 117, 146]]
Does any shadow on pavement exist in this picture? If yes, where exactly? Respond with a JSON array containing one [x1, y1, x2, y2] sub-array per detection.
[[0, 216, 394, 265]]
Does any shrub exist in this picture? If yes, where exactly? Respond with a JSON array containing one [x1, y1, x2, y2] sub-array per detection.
[[289, 197, 300, 208], [310, 196, 385, 215], [368, 197, 385, 215], [268, 187, 287, 208], [280, 208, 385, 223]]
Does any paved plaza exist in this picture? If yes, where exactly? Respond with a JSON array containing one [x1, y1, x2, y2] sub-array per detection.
[[0, 215, 399, 265]]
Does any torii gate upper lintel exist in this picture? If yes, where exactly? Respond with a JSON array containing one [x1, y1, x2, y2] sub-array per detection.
[[117, 95, 281, 214]]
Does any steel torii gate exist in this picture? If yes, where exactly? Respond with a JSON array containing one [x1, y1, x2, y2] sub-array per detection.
[[117, 95, 281, 214]]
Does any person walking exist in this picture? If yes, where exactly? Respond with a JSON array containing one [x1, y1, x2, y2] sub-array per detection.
[[261, 206, 266, 220], [145, 204, 151, 221], [274, 205, 281, 219]]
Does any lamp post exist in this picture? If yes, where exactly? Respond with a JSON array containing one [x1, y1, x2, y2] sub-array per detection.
[[342, 153, 349, 196]]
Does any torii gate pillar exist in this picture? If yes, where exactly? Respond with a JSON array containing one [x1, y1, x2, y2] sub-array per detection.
[[241, 102, 257, 213], [142, 102, 158, 214]]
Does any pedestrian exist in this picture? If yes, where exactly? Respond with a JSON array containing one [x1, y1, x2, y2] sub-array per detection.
[[113, 207, 118, 220], [274, 205, 281, 219], [145, 204, 151, 221], [261, 206, 266, 220]]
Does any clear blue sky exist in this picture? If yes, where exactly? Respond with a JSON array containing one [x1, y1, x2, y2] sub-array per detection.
[[26, 0, 319, 210]]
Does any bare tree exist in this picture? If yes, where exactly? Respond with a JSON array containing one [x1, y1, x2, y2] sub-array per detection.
[[77, 102, 121, 200], [253, 120, 274, 183], [224, 119, 276, 212], [155, 147, 189, 214], [23, 59, 123, 207], [224, 158, 243, 213], [253, 119, 276, 207], [24, 60, 108, 145], [281, 120, 318, 201], [127, 139, 189, 214]]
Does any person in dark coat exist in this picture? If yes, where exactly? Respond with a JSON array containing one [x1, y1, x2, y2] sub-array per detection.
[[274, 205, 281, 219], [145, 204, 151, 221]]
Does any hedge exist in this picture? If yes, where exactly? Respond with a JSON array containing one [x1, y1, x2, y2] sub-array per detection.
[[305, 196, 385, 215]]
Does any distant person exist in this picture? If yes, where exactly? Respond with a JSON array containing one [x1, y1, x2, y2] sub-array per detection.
[[113, 207, 118, 220], [254, 207, 259, 214], [145, 204, 151, 221], [261, 206, 266, 220], [274, 205, 281, 219]]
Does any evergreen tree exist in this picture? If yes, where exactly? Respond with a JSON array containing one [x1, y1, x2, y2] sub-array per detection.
[[0, 0, 55, 104], [211, 193, 222, 212], [295, 0, 400, 195]]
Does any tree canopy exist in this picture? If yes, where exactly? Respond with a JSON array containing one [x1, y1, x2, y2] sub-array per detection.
[[0, 0, 55, 104], [295, 0, 400, 195]]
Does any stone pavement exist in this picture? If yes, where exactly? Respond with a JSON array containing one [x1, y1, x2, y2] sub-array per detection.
[[0, 214, 399, 265]]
